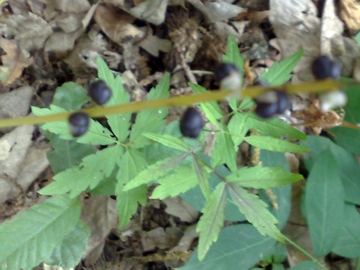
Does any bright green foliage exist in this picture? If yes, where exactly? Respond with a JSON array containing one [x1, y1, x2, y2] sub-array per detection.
[[332, 203, 360, 258], [244, 135, 308, 153], [192, 154, 211, 200], [123, 153, 190, 191], [40, 145, 122, 198], [222, 35, 244, 72], [227, 112, 248, 149], [143, 132, 190, 151], [130, 73, 170, 148], [180, 225, 276, 270], [116, 148, 148, 228], [196, 183, 226, 261], [98, 57, 131, 142], [211, 122, 237, 172], [259, 50, 304, 86], [305, 147, 344, 257], [45, 132, 95, 174], [228, 184, 285, 242], [189, 83, 223, 126], [242, 112, 306, 140], [151, 166, 198, 199], [44, 220, 90, 268], [52, 82, 88, 110], [227, 166, 302, 189], [0, 195, 81, 270]]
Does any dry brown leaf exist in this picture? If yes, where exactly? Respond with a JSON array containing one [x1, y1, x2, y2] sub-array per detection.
[[5, 13, 53, 51], [163, 197, 199, 223], [44, 27, 84, 52], [339, 0, 360, 34], [53, 12, 86, 33], [0, 125, 34, 204], [48, 0, 91, 13], [203, 0, 246, 22], [0, 39, 33, 85], [81, 195, 118, 266], [127, 0, 168, 25], [0, 86, 33, 120], [139, 31, 172, 57], [94, 3, 144, 45]]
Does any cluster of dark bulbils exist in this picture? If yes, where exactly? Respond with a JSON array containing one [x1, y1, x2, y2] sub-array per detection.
[[68, 55, 340, 139]]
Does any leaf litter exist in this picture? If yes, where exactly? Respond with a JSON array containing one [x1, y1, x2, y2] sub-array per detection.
[[0, 0, 359, 269]]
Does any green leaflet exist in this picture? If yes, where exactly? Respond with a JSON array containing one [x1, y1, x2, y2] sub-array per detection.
[[97, 57, 132, 142], [151, 166, 198, 200], [116, 148, 148, 228], [196, 182, 226, 261], [222, 35, 244, 71], [123, 153, 190, 191], [0, 195, 81, 270], [39, 146, 122, 198], [226, 166, 302, 189], [45, 132, 95, 174], [143, 132, 190, 151], [44, 220, 90, 268], [245, 136, 308, 153], [192, 154, 211, 200], [52, 82, 88, 110], [189, 83, 223, 126], [212, 122, 237, 172], [305, 147, 345, 257], [244, 112, 306, 140], [228, 184, 284, 242], [259, 50, 304, 86], [227, 112, 248, 149], [130, 73, 170, 148]]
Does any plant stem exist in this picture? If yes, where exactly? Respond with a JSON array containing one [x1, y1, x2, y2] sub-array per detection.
[[357, 258, 360, 270], [0, 79, 353, 129], [283, 235, 327, 270]]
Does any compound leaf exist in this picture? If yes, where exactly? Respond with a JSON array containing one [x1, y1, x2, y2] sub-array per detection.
[[227, 166, 302, 189], [228, 184, 284, 242], [259, 50, 303, 86], [228, 112, 248, 149], [0, 195, 81, 270], [305, 147, 345, 257], [245, 136, 308, 153], [197, 182, 226, 261]]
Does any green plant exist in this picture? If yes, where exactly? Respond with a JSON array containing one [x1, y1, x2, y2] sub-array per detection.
[[0, 35, 359, 270]]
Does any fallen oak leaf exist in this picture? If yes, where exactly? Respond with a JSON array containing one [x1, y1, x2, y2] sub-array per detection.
[[0, 38, 33, 85]]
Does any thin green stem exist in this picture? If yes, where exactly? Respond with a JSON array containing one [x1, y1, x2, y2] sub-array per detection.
[[0, 79, 354, 129], [283, 235, 327, 270], [357, 258, 360, 270]]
